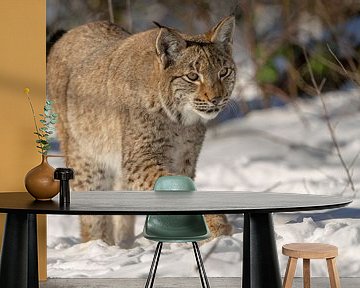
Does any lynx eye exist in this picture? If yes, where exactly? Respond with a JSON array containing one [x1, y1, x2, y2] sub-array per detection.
[[186, 72, 199, 82], [219, 67, 230, 79]]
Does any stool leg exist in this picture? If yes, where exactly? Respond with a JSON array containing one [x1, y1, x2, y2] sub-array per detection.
[[283, 257, 297, 288], [303, 259, 311, 288], [327, 257, 341, 288]]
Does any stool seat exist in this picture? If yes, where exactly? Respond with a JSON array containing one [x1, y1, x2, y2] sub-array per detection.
[[283, 243, 338, 259], [282, 243, 341, 288]]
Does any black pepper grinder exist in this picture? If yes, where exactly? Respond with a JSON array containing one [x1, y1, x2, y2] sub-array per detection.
[[54, 168, 74, 207]]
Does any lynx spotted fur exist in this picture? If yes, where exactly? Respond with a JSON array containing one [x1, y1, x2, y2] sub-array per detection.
[[47, 16, 236, 248]]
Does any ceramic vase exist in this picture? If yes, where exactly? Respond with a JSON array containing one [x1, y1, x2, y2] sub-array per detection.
[[25, 155, 60, 201]]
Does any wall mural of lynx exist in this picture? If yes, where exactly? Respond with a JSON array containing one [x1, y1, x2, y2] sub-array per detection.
[[47, 16, 236, 248]]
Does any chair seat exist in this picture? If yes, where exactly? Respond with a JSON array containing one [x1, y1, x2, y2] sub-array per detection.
[[143, 214, 211, 242], [282, 243, 338, 259]]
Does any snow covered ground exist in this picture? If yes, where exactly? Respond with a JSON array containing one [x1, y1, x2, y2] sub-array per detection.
[[47, 89, 360, 278]]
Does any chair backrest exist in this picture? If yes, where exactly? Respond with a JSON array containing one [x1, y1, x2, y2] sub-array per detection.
[[144, 176, 211, 242], [144, 175, 210, 242], [154, 175, 196, 192]]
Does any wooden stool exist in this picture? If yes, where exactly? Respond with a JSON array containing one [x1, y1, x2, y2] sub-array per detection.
[[282, 243, 341, 288]]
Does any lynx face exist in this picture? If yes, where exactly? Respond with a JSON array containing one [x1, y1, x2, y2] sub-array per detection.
[[156, 17, 236, 125], [171, 45, 236, 124]]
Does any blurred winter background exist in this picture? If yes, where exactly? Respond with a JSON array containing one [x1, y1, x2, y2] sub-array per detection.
[[46, 0, 360, 279]]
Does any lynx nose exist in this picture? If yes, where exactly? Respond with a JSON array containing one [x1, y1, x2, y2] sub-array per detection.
[[210, 96, 222, 106]]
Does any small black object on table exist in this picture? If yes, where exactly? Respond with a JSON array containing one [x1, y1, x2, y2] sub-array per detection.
[[54, 168, 74, 207], [0, 191, 351, 288]]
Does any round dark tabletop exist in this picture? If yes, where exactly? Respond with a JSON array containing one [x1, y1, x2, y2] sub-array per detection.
[[0, 191, 352, 215]]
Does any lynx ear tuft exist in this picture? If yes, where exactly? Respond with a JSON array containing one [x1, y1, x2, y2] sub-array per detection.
[[210, 16, 235, 45], [156, 28, 186, 69]]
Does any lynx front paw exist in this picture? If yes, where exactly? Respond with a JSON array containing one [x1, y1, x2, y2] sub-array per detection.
[[112, 215, 136, 249], [80, 215, 136, 249]]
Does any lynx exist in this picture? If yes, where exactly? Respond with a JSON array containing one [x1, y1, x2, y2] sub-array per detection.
[[47, 16, 236, 248]]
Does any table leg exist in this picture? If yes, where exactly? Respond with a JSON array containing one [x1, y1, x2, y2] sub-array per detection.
[[0, 213, 39, 288], [28, 214, 39, 287], [242, 213, 282, 288]]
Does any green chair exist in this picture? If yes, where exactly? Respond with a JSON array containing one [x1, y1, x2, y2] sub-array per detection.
[[143, 176, 211, 288]]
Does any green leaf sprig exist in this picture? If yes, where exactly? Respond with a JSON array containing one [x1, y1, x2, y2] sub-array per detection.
[[24, 88, 58, 155]]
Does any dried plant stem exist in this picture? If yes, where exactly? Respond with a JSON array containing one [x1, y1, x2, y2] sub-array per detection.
[[318, 95, 355, 191], [326, 44, 348, 76], [349, 151, 360, 170], [326, 44, 360, 86], [108, 0, 114, 23], [303, 48, 355, 192], [261, 181, 283, 193], [126, 0, 132, 33], [25, 91, 44, 155], [46, 154, 66, 158]]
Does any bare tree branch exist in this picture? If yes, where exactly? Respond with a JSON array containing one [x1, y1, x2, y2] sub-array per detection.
[[303, 48, 356, 192]]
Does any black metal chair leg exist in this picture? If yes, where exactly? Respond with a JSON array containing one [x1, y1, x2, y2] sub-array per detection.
[[193, 242, 206, 288], [149, 242, 162, 288], [193, 242, 211, 288], [145, 242, 163, 288]]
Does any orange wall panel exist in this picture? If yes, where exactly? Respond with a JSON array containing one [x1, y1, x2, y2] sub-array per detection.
[[0, 0, 47, 281]]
